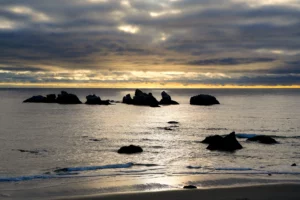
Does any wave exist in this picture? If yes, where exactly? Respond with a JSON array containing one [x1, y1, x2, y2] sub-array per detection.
[[214, 167, 253, 171], [236, 133, 300, 139], [0, 175, 54, 182], [54, 163, 134, 173], [0, 162, 161, 182]]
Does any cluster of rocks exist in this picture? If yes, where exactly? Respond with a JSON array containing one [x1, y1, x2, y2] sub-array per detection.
[[122, 89, 179, 107], [201, 132, 279, 152], [24, 91, 82, 104], [201, 132, 243, 151], [23, 91, 111, 105], [24, 89, 221, 107]]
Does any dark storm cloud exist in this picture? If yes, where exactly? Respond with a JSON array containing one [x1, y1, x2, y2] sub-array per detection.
[[1, 0, 300, 86], [187, 57, 275, 66]]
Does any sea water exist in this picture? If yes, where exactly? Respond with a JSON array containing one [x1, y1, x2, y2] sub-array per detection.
[[0, 88, 299, 196]]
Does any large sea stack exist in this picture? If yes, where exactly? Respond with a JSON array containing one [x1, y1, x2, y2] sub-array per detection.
[[56, 91, 82, 104], [122, 89, 159, 107]]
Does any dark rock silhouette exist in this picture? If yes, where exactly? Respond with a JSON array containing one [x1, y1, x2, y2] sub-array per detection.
[[204, 132, 243, 151], [85, 94, 110, 105], [117, 145, 143, 154], [122, 89, 159, 107], [201, 135, 223, 144], [159, 91, 179, 105], [23, 94, 56, 103], [15, 149, 47, 154], [183, 185, 197, 189], [56, 91, 82, 104], [45, 94, 57, 103], [291, 163, 297, 167], [168, 121, 179, 124], [23, 95, 47, 103], [122, 94, 134, 104], [190, 94, 220, 105], [247, 135, 278, 144]]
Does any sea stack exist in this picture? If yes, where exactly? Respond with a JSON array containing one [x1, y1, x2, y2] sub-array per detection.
[[190, 94, 220, 105]]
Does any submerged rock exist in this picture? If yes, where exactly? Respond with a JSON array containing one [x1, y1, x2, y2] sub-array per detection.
[[204, 132, 243, 151], [190, 94, 220, 106], [183, 185, 197, 189], [159, 91, 179, 105], [117, 145, 143, 154], [56, 91, 82, 104], [247, 135, 278, 144], [168, 121, 179, 124], [85, 94, 110, 105]]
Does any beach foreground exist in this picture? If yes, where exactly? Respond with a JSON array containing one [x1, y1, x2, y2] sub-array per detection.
[[59, 184, 300, 200]]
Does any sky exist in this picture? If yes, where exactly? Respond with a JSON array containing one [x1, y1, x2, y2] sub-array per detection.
[[0, 0, 300, 88]]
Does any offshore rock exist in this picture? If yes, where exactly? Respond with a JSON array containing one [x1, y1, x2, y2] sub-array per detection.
[[56, 91, 82, 104], [247, 135, 278, 144], [123, 89, 159, 107], [85, 94, 110, 105], [117, 145, 143, 154], [122, 94, 134, 104], [205, 132, 243, 151], [159, 91, 179, 105], [190, 94, 220, 106]]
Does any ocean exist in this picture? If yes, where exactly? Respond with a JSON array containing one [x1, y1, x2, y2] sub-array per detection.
[[0, 88, 299, 199]]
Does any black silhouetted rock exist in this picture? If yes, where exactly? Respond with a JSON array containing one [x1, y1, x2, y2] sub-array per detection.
[[117, 145, 143, 154], [159, 91, 179, 105], [190, 94, 220, 106], [206, 132, 243, 151], [23, 95, 47, 103], [123, 89, 159, 107], [122, 94, 134, 104], [56, 91, 82, 104], [168, 121, 179, 124], [23, 94, 57, 103], [85, 94, 110, 105], [45, 94, 56, 103], [183, 185, 197, 189], [134, 89, 159, 107], [247, 135, 278, 144], [201, 135, 223, 144], [291, 163, 297, 167]]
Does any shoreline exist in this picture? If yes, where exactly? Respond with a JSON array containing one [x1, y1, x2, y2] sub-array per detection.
[[57, 183, 300, 200], [2, 174, 300, 200]]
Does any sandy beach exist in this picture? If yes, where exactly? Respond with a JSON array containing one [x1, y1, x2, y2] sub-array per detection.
[[59, 184, 300, 200]]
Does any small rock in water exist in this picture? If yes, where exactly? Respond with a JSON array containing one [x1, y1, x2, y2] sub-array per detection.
[[118, 145, 143, 154], [291, 163, 297, 167], [183, 185, 197, 189], [168, 121, 179, 124], [247, 135, 278, 144], [90, 139, 101, 142]]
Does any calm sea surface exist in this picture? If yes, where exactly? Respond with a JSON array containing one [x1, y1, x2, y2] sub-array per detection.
[[0, 88, 299, 191]]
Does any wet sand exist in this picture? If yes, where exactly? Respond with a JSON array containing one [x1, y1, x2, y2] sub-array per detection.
[[59, 184, 300, 200]]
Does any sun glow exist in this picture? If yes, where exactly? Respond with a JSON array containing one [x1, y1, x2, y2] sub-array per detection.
[[118, 25, 140, 34]]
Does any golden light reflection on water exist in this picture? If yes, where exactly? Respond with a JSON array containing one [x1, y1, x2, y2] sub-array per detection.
[[1, 82, 300, 88]]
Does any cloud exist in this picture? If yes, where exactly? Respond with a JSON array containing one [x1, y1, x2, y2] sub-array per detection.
[[0, 0, 300, 87], [187, 57, 275, 65]]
